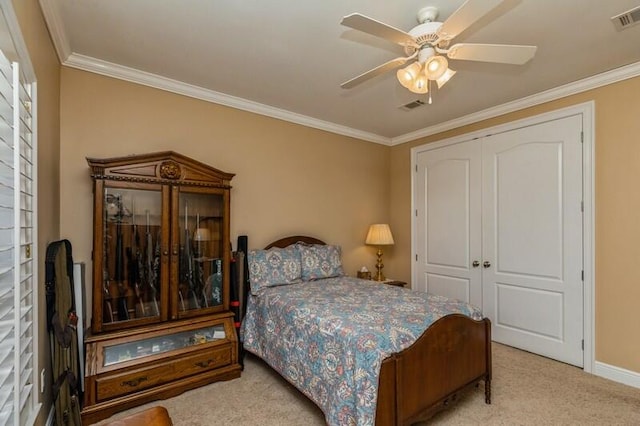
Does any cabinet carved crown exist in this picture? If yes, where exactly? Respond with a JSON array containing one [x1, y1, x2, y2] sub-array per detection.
[[87, 150, 234, 187]]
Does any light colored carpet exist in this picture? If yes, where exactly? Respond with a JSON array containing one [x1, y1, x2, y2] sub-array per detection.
[[95, 343, 640, 425]]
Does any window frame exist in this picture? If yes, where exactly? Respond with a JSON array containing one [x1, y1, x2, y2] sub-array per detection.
[[0, 0, 40, 424]]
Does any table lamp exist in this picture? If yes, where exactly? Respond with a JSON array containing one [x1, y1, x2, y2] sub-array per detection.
[[365, 224, 394, 281]]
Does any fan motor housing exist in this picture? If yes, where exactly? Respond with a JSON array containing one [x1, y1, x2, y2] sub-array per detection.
[[405, 21, 442, 55]]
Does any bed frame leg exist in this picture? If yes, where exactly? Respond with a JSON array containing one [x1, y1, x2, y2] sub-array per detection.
[[484, 376, 492, 404]]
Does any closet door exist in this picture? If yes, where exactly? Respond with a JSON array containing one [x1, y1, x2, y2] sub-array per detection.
[[415, 140, 482, 306], [414, 114, 584, 367], [482, 114, 583, 367]]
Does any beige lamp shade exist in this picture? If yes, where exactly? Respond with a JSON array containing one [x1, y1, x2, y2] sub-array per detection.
[[365, 224, 394, 246]]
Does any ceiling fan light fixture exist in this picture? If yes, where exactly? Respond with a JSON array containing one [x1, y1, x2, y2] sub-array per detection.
[[410, 74, 429, 94], [397, 62, 422, 89], [424, 55, 448, 80], [340, 3, 538, 96], [435, 67, 456, 89]]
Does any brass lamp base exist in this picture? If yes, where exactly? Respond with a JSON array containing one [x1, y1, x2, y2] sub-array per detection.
[[374, 248, 385, 281]]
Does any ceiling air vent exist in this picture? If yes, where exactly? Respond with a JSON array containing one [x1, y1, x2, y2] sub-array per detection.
[[611, 6, 640, 30], [400, 99, 426, 111]]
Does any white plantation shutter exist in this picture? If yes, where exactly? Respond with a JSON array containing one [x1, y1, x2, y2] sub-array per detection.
[[0, 48, 16, 424], [0, 29, 38, 425]]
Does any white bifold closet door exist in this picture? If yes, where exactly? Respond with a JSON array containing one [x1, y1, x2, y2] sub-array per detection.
[[415, 139, 483, 307], [415, 114, 584, 367]]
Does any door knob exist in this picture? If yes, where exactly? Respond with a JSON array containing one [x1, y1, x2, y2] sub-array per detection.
[[483, 261, 491, 268], [472, 260, 480, 268]]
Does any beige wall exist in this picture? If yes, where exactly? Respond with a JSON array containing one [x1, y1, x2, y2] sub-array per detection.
[[60, 67, 640, 376], [390, 76, 640, 375], [59, 68, 391, 305], [13, 0, 61, 424]]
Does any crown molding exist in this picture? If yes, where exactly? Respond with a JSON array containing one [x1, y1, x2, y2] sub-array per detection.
[[63, 53, 391, 145], [391, 61, 640, 145], [38, 0, 71, 62], [65, 53, 640, 148], [38, 0, 389, 144], [43, 0, 640, 148]]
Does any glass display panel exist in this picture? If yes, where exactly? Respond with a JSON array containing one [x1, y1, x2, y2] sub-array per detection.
[[103, 187, 162, 324], [102, 324, 226, 367], [178, 192, 224, 313]]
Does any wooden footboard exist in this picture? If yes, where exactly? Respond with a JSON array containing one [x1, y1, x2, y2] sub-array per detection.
[[376, 314, 492, 425]]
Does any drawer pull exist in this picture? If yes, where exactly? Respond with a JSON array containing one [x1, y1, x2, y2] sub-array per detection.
[[195, 359, 214, 368], [121, 376, 148, 387]]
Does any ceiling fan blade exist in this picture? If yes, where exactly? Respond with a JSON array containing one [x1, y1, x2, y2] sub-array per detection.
[[446, 43, 537, 64], [341, 57, 411, 89], [341, 13, 418, 48], [437, 0, 505, 41]]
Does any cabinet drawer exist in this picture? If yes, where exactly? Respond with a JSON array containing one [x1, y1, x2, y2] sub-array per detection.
[[96, 345, 231, 401]]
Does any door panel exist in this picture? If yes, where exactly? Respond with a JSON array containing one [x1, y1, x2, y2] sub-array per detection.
[[416, 140, 482, 306], [426, 273, 470, 302], [494, 142, 563, 278], [482, 115, 583, 367], [496, 283, 563, 339], [414, 114, 583, 367], [427, 160, 470, 268]]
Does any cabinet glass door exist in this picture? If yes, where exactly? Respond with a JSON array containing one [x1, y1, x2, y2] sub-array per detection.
[[177, 190, 225, 315], [102, 324, 226, 367], [102, 187, 162, 325]]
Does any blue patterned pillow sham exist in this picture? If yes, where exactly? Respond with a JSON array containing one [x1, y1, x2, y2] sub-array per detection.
[[248, 246, 302, 295], [297, 243, 345, 280]]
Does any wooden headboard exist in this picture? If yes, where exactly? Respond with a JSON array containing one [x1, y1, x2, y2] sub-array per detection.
[[264, 235, 325, 249]]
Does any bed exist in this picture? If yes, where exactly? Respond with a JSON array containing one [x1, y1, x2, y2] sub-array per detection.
[[241, 236, 491, 425]]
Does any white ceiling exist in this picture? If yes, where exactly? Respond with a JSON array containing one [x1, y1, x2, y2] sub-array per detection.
[[41, 0, 640, 144]]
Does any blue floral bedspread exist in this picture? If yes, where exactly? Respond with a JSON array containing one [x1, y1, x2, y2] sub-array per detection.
[[241, 276, 483, 426]]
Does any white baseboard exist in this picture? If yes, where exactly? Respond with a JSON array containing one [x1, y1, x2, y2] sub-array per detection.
[[594, 361, 640, 389]]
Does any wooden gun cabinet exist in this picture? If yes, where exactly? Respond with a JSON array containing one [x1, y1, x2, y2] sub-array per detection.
[[82, 152, 241, 424]]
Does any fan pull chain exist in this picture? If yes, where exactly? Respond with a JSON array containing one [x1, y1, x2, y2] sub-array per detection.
[[428, 80, 433, 104]]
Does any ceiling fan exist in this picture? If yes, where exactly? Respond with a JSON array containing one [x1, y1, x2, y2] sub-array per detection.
[[340, 0, 537, 98]]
